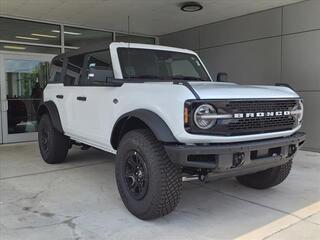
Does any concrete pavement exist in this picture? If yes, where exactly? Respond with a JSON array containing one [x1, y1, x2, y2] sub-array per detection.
[[0, 142, 319, 240]]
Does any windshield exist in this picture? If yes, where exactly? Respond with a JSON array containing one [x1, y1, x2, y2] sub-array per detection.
[[117, 48, 211, 81]]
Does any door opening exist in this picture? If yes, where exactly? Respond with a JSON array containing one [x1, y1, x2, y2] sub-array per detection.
[[0, 52, 54, 143]]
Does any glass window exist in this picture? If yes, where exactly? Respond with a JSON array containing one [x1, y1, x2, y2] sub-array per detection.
[[65, 54, 85, 86], [0, 17, 61, 45], [64, 26, 113, 50], [49, 58, 64, 83], [5, 59, 49, 134], [117, 48, 210, 81], [0, 43, 61, 54], [171, 60, 199, 78], [81, 50, 113, 85], [115, 33, 155, 44]]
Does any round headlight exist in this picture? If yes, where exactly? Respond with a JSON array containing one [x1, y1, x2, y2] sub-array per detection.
[[292, 100, 304, 123], [297, 100, 304, 122], [194, 104, 217, 129]]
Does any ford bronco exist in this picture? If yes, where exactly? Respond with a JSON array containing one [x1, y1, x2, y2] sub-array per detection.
[[37, 42, 306, 220]]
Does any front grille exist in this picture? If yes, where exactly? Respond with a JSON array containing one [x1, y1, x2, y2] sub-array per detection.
[[227, 100, 297, 113], [185, 99, 300, 136], [228, 116, 296, 131], [226, 100, 297, 134]]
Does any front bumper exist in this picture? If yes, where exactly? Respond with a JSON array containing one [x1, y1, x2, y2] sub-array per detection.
[[165, 132, 305, 175]]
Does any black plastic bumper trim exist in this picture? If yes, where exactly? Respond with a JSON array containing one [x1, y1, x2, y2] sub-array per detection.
[[165, 132, 306, 169]]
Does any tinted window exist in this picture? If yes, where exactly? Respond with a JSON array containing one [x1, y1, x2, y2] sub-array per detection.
[[171, 59, 200, 78], [117, 48, 210, 81], [65, 54, 85, 86], [80, 50, 113, 85], [49, 58, 63, 83]]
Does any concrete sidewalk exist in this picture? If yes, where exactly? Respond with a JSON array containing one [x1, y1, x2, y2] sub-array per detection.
[[0, 142, 319, 240]]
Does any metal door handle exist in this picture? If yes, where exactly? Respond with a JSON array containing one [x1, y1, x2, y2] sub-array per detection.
[[56, 95, 64, 99], [76, 96, 87, 101]]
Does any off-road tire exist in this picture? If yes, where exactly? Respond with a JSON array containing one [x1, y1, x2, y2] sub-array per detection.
[[38, 114, 69, 164], [236, 160, 292, 189], [115, 129, 182, 220]]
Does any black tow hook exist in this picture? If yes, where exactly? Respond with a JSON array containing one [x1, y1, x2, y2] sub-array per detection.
[[199, 173, 209, 183]]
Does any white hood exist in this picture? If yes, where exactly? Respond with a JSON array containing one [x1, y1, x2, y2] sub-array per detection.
[[189, 82, 300, 99]]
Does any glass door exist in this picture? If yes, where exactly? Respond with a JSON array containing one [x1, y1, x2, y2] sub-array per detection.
[[0, 53, 54, 143], [0, 106, 2, 144]]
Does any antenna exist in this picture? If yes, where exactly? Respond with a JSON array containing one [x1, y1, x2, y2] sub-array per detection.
[[127, 15, 131, 79], [127, 15, 131, 47]]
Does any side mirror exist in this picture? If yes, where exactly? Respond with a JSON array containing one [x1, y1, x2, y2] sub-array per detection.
[[217, 72, 228, 82]]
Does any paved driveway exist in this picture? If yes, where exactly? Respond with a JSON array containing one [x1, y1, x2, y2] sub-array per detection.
[[0, 143, 319, 240]]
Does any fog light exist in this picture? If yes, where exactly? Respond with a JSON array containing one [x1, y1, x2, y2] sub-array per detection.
[[232, 152, 245, 168], [288, 145, 297, 157]]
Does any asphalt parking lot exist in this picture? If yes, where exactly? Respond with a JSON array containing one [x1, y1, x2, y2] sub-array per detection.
[[0, 142, 319, 240]]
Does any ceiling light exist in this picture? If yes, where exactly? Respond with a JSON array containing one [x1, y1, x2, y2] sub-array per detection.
[[180, 2, 203, 12], [52, 30, 82, 35], [3, 45, 26, 50], [31, 33, 57, 38], [16, 36, 40, 41]]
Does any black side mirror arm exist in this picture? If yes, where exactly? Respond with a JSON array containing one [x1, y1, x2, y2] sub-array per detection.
[[105, 78, 124, 87]]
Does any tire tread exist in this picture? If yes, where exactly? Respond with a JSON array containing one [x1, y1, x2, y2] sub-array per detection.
[[236, 160, 292, 189], [116, 129, 182, 219]]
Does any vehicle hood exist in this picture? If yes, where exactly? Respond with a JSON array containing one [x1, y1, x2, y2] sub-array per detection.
[[189, 82, 300, 99]]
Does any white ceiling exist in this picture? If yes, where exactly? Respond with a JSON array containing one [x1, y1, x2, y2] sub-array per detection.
[[0, 0, 304, 36]]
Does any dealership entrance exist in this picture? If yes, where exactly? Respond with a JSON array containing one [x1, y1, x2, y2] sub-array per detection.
[[0, 16, 155, 144], [0, 52, 53, 143]]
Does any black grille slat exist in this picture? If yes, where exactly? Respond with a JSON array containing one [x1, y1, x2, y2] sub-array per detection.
[[227, 100, 296, 112], [228, 117, 296, 130]]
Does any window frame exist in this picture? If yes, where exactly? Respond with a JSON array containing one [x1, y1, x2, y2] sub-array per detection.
[[63, 53, 86, 86], [62, 48, 115, 87], [116, 47, 211, 82], [79, 49, 114, 86], [48, 57, 64, 84]]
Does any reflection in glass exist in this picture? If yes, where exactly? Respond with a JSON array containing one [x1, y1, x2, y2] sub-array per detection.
[[0, 17, 61, 45], [64, 26, 113, 50], [0, 43, 61, 54], [5, 59, 49, 134]]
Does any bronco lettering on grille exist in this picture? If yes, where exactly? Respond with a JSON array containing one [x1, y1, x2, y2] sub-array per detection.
[[234, 111, 291, 118]]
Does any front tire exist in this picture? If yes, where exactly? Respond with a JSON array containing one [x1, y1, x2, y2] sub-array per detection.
[[236, 160, 292, 189], [38, 114, 69, 164], [115, 129, 182, 220]]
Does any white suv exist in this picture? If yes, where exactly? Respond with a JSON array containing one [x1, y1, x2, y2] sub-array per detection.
[[37, 42, 305, 219]]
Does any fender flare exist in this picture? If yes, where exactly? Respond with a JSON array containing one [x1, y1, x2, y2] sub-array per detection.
[[111, 109, 178, 149], [37, 101, 64, 133]]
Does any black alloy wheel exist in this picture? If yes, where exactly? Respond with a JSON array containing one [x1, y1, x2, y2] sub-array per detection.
[[124, 150, 149, 200]]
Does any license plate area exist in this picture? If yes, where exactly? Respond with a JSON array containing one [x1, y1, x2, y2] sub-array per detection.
[[250, 147, 282, 160]]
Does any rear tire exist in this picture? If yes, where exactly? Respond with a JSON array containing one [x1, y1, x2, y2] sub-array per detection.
[[236, 160, 292, 189], [38, 114, 69, 164], [115, 129, 182, 220]]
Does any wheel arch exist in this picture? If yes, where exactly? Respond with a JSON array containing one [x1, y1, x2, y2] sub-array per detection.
[[37, 101, 64, 133], [111, 109, 178, 150]]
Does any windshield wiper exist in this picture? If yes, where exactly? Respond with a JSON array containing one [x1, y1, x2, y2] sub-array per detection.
[[171, 75, 209, 81], [125, 75, 162, 79], [123, 75, 209, 82]]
